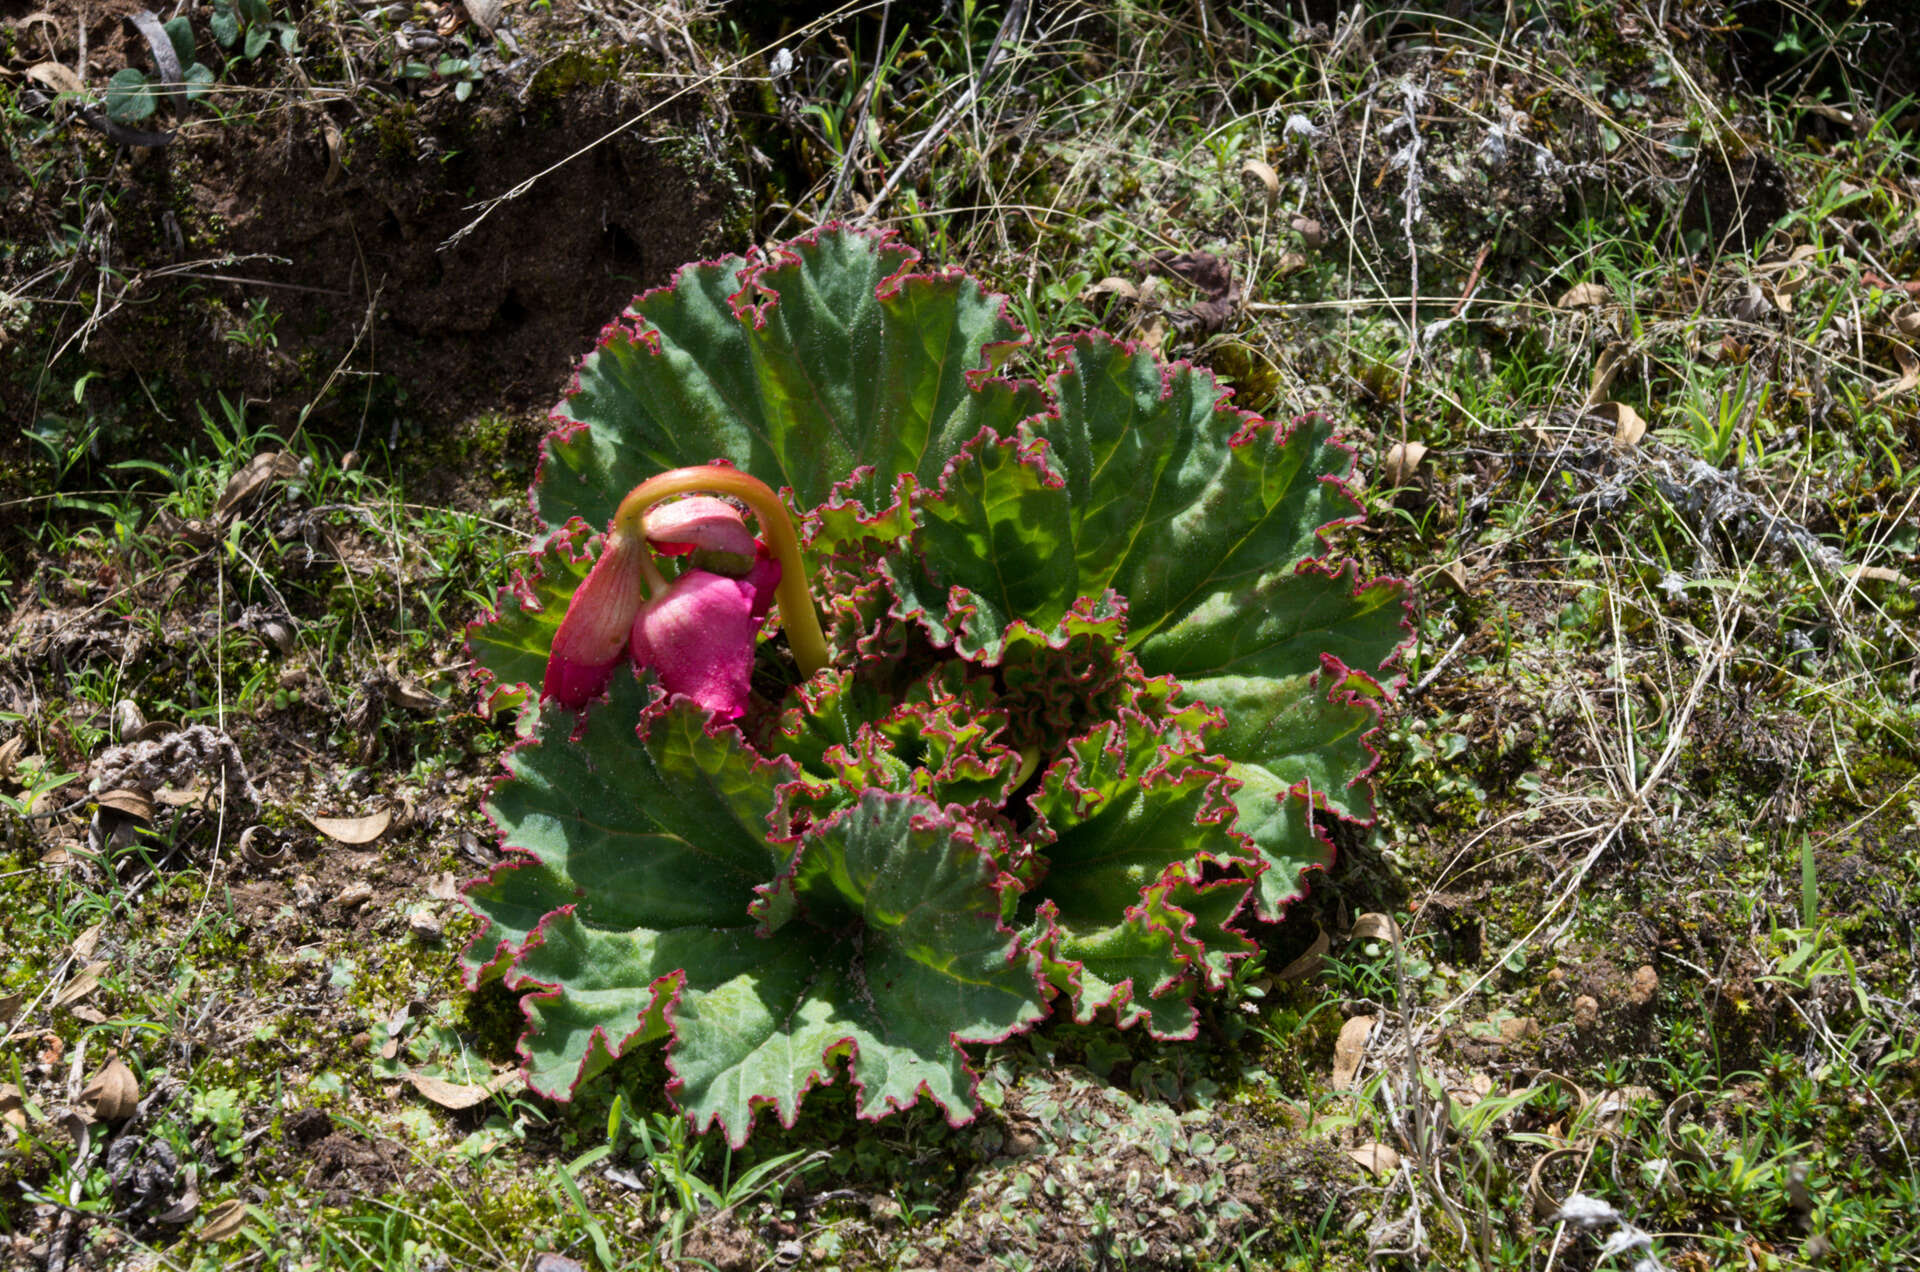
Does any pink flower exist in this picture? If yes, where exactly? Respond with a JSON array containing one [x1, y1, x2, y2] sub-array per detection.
[[629, 551, 781, 721], [542, 496, 782, 717]]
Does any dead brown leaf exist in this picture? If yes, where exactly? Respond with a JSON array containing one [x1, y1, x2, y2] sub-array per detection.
[[1330, 1015, 1375, 1090], [405, 1069, 518, 1110], [1432, 559, 1469, 595], [1084, 277, 1139, 302], [215, 452, 302, 521], [1347, 1142, 1401, 1176], [1381, 441, 1427, 486], [1276, 925, 1330, 981], [1348, 912, 1401, 945], [198, 1199, 250, 1242], [96, 788, 154, 821], [322, 119, 345, 191], [1873, 344, 1920, 402], [307, 809, 391, 844], [1558, 281, 1611, 308], [1849, 564, 1909, 586], [462, 0, 502, 34], [25, 62, 84, 96], [1496, 1016, 1540, 1045], [56, 961, 110, 1008], [1239, 158, 1279, 200], [70, 923, 104, 962], [1450, 1071, 1495, 1108], [1591, 1086, 1657, 1135], [1587, 400, 1647, 446], [80, 1058, 140, 1123], [0, 1083, 26, 1131], [1527, 1147, 1584, 1217], [1584, 343, 1626, 407], [156, 1166, 200, 1225]]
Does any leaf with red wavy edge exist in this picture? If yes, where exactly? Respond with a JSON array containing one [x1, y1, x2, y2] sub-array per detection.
[[467, 674, 1044, 1144], [800, 464, 916, 557], [537, 225, 1043, 538], [872, 338, 1410, 918], [517, 788, 1044, 1146], [1213, 654, 1389, 921], [1015, 710, 1254, 1036], [993, 598, 1217, 757], [876, 661, 1023, 809], [1028, 868, 1254, 1039], [880, 424, 1077, 663], [462, 676, 795, 989]]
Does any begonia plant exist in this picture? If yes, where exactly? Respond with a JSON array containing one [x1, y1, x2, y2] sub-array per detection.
[[464, 226, 1410, 1145]]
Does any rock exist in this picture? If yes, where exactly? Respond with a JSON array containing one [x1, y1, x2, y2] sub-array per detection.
[[1628, 965, 1658, 1006]]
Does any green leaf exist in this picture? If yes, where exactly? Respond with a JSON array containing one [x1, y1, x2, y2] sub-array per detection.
[[682, 791, 1043, 1137], [472, 679, 1042, 1143], [163, 16, 196, 68], [882, 428, 1077, 662], [1203, 669, 1380, 920], [464, 677, 793, 983], [1032, 336, 1405, 885], [540, 227, 1044, 533], [183, 62, 215, 100], [1029, 720, 1239, 928], [1021, 716, 1252, 1034], [244, 22, 269, 59], [1031, 875, 1249, 1038], [1039, 338, 1406, 673], [1221, 766, 1331, 922], [104, 69, 156, 124], [209, 3, 240, 49], [1201, 669, 1382, 823]]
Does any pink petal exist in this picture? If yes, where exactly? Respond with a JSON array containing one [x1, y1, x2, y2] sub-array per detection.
[[543, 532, 647, 709], [642, 496, 756, 559], [629, 569, 762, 721], [542, 655, 620, 710], [744, 549, 782, 622]]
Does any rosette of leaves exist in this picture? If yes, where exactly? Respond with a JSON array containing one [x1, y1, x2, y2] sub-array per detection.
[[466, 227, 1410, 1144]]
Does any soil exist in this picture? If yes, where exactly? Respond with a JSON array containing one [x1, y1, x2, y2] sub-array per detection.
[[2, 0, 744, 443]]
